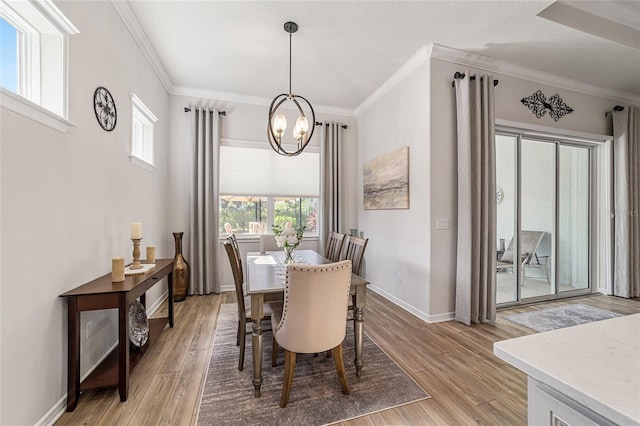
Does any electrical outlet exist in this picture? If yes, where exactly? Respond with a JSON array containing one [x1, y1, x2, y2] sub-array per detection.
[[396, 272, 402, 283], [86, 320, 95, 340]]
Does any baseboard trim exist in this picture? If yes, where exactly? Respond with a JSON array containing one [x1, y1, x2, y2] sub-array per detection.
[[368, 285, 454, 323]]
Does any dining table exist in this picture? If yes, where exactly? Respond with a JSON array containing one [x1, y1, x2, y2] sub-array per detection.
[[246, 249, 370, 397]]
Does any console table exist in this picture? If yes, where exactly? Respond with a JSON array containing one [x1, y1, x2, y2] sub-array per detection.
[[59, 259, 174, 411]]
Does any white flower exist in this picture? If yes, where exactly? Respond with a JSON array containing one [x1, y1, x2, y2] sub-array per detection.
[[283, 228, 296, 236], [275, 235, 287, 247], [287, 235, 298, 245]]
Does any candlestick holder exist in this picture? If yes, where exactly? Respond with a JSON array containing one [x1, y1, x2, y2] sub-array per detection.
[[130, 238, 143, 269]]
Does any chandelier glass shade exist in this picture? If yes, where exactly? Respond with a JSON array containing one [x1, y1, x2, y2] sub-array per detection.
[[267, 22, 315, 157]]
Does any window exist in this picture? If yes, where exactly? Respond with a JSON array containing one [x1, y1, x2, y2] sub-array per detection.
[[220, 196, 318, 235], [219, 139, 320, 236], [0, 0, 78, 132], [129, 94, 157, 171], [0, 17, 18, 92]]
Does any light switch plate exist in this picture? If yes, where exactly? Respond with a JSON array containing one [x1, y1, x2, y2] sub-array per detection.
[[436, 219, 450, 230]]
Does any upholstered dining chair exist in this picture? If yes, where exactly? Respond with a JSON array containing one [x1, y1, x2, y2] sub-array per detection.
[[340, 235, 368, 276], [223, 239, 281, 371], [270, 260, 353, 408], [325, 232, 346, 262]]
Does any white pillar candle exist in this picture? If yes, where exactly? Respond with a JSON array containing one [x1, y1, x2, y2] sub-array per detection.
[[112, 257, 125, 282], [146, 245, 156, 263], [131, 222, 142, 239]]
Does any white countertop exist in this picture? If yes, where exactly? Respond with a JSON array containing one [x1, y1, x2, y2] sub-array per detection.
[[494, 313, 640, 426]]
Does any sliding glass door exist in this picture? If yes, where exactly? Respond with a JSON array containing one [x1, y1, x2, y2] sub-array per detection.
[[558, 145, 590, 293], [496, 132, 593, 305]]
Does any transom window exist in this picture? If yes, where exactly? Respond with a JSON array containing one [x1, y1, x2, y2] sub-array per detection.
[[0, 0, 78, 131], [129, 93, 157, 171]]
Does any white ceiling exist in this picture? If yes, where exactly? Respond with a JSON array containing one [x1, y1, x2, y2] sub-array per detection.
[[124, 0, 640, 113]]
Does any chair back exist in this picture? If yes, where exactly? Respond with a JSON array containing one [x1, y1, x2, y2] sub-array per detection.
[[340, 236, 368, 276], [274, 260, 352, 354], [500, 231, 545, 265], [223, 239, 245, 319], [260, 234, 280, 252], [325, 232, 346, 262]]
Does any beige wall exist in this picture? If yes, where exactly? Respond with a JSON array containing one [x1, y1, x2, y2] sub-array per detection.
[[0, 2, 170, 423]]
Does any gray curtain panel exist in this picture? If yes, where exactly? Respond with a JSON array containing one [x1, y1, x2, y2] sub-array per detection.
[[319, 122, 342, 255], [189, 108, 220, 294], [454, 73, 497, 325], [613, 106, 639, 298]]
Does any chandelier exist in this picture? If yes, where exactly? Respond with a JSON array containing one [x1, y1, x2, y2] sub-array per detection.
[[267, 21, 315, 157]]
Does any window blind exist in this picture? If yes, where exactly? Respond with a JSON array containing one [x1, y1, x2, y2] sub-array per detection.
[[220, 142, 319, 198]]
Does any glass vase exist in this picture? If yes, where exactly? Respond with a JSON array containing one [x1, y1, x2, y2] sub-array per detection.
[[283, 245, 295, 264]]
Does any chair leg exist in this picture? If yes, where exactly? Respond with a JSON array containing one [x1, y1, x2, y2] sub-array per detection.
[[280, 350, 296, 408], [332, 343, 350, 395], [236, 321, 241, 346], [238, 319, 245, 371], [272, 336, 278, 367]]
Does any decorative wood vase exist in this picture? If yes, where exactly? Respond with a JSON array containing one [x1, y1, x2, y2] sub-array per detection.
[[172, 232, 190, 302]]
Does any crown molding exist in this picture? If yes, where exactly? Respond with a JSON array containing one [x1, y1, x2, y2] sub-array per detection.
[[355, 45, 431, 116], [431, 43, 640, 105], [171, 86, 356, 117], [110, 0, 173, 93]]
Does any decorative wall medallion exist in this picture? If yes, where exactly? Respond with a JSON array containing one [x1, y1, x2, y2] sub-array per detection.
[[521, 90, 573, 121], [93, 87, 117, 131]]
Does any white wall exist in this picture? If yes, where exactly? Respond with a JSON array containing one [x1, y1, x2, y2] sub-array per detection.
[[0, 2, 170, 424], [357, 60, 432, 320], [167, 95, 358, 291]]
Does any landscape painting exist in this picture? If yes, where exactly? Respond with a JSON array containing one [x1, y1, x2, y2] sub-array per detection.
[[363, 146, 409, 210]]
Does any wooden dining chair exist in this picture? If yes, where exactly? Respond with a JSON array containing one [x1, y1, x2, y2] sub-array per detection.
[[223, 239, 281, 371], [325, 232, 346, 262], [339, 235, 369, 276], [339, 235, 369, 337], [270, 260, 352, 407]]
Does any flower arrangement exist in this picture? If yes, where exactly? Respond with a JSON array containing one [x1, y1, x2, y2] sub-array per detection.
[[272, 223, 306, 262]]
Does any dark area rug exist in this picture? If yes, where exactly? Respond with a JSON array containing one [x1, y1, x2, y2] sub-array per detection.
[[504, 303, 622, 332], [197, 304, 429, 425]]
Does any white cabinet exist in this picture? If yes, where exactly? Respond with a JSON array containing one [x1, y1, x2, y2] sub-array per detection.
[[494, 314, 640, 426], [529, 378, 616, 426]]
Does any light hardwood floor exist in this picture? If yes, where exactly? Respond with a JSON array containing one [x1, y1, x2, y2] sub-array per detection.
[[55, 291, 640, 425]]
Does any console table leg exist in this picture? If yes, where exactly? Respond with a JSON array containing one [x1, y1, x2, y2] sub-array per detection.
[[168, 271, 174, 328], [66, 296, 80, 411], [118, 294, 130, 401]]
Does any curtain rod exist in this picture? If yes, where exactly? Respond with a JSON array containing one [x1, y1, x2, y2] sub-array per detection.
[[451, 71, 499, 87], [184, 107, 226, 115], [605, 105, 624, 117], [315, 121, 348, 130]]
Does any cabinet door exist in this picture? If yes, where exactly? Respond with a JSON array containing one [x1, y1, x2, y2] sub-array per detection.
[[528, 378, 616, 426]]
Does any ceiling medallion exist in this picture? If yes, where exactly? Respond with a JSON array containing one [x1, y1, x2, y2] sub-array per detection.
[[267, 21, 316, 157], [521, 90, 573, 121]]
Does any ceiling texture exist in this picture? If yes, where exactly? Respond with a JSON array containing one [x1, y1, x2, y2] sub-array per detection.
[[122, 0, 640, 114]]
